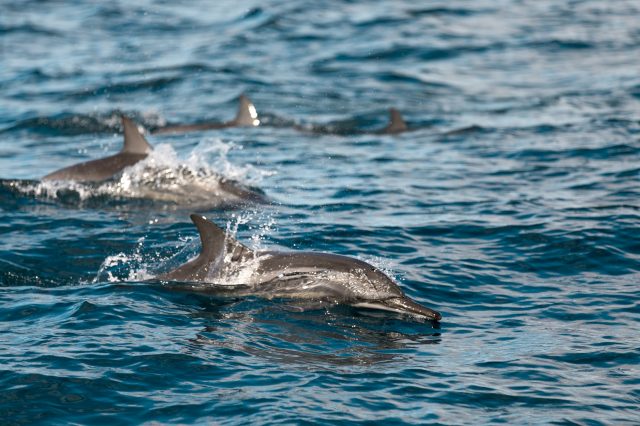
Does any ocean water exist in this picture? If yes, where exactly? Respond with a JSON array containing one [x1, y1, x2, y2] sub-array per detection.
[[1, 0, 640, 424]]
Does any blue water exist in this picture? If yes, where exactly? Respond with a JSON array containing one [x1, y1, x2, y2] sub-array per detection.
[[2, 0, 640, 424]]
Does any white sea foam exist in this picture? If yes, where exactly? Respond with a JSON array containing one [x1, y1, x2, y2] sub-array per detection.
[[93, 237, 154, 283]]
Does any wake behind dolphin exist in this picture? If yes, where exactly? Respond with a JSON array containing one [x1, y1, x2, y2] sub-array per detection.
[[157, 215, 441, 322]]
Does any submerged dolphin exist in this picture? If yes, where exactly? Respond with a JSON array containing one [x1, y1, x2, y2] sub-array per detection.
[[153, 94, 260, 135], [42, 116, 152, 182], [157, 215, 442, 321], [378, 108, 408, 134], [153, 95, 409, 136], [291, 107, 410, 135]]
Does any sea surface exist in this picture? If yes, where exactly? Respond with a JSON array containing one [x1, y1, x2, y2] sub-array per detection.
[[1, 0, 640, 424]]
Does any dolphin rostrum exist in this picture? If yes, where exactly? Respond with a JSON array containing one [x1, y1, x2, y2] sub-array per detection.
[[153, 94, 260, 135], [157, 215, 442, 321], [42, 116, 152, 182]]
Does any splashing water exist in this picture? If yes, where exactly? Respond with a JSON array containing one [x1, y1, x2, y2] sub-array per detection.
[[93, 237, 154, 283], [2, 140, 270, 208], [188, 138, 274, 186], [94, 209, 279, 286]]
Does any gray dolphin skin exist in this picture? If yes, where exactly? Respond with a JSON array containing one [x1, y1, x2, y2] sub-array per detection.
[[378, 108, 408, 134], [293, 107, 409, 135], [40, 114, 268, 205], [153, 94, 260, 135], [158, 215, 442, 321], [42, 116, 152, 182]]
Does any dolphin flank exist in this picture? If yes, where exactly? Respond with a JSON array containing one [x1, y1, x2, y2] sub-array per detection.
[[157, 215, 442, 321], [42, 116, 152, 182]]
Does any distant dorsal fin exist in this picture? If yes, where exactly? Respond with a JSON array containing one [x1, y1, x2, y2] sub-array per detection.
[[233, 94, 260, 127], [121, 115, 153, 154], [383, 108, 408, 134], [190, 214, 253, 263]]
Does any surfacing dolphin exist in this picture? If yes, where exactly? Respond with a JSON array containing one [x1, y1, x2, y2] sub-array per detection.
[[378, 108, 408, 134], [152, 94, 260, 135], [41, 116, 267, 206], [157, 215, 442, 322], [43, 116, 152, 182], [291, 107, 410, 136]]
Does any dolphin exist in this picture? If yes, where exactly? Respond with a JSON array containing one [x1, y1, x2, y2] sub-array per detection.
[[289, 107, 409, 135], [41, 116, 267, 206], [157, 215, 442, 321], [42, 116, 152, 182], [378, 108, 408, 134], [152, 94, 260, 135]]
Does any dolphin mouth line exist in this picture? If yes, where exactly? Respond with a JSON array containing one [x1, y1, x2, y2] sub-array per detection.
[[354, 297, 442, 321]]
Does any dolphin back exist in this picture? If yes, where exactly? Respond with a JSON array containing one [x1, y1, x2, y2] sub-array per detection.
[[158, 215, 254, 281], [41, 153, 147, 182], [42, 115, 152, 182]]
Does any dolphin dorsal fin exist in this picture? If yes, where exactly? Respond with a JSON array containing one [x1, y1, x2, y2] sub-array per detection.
[[191, 214, 227, 262], [384, 108, 408, 134], [190, 214, 253, 263], [233, 94, 260, 127], [121, 115, 153, 154]]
